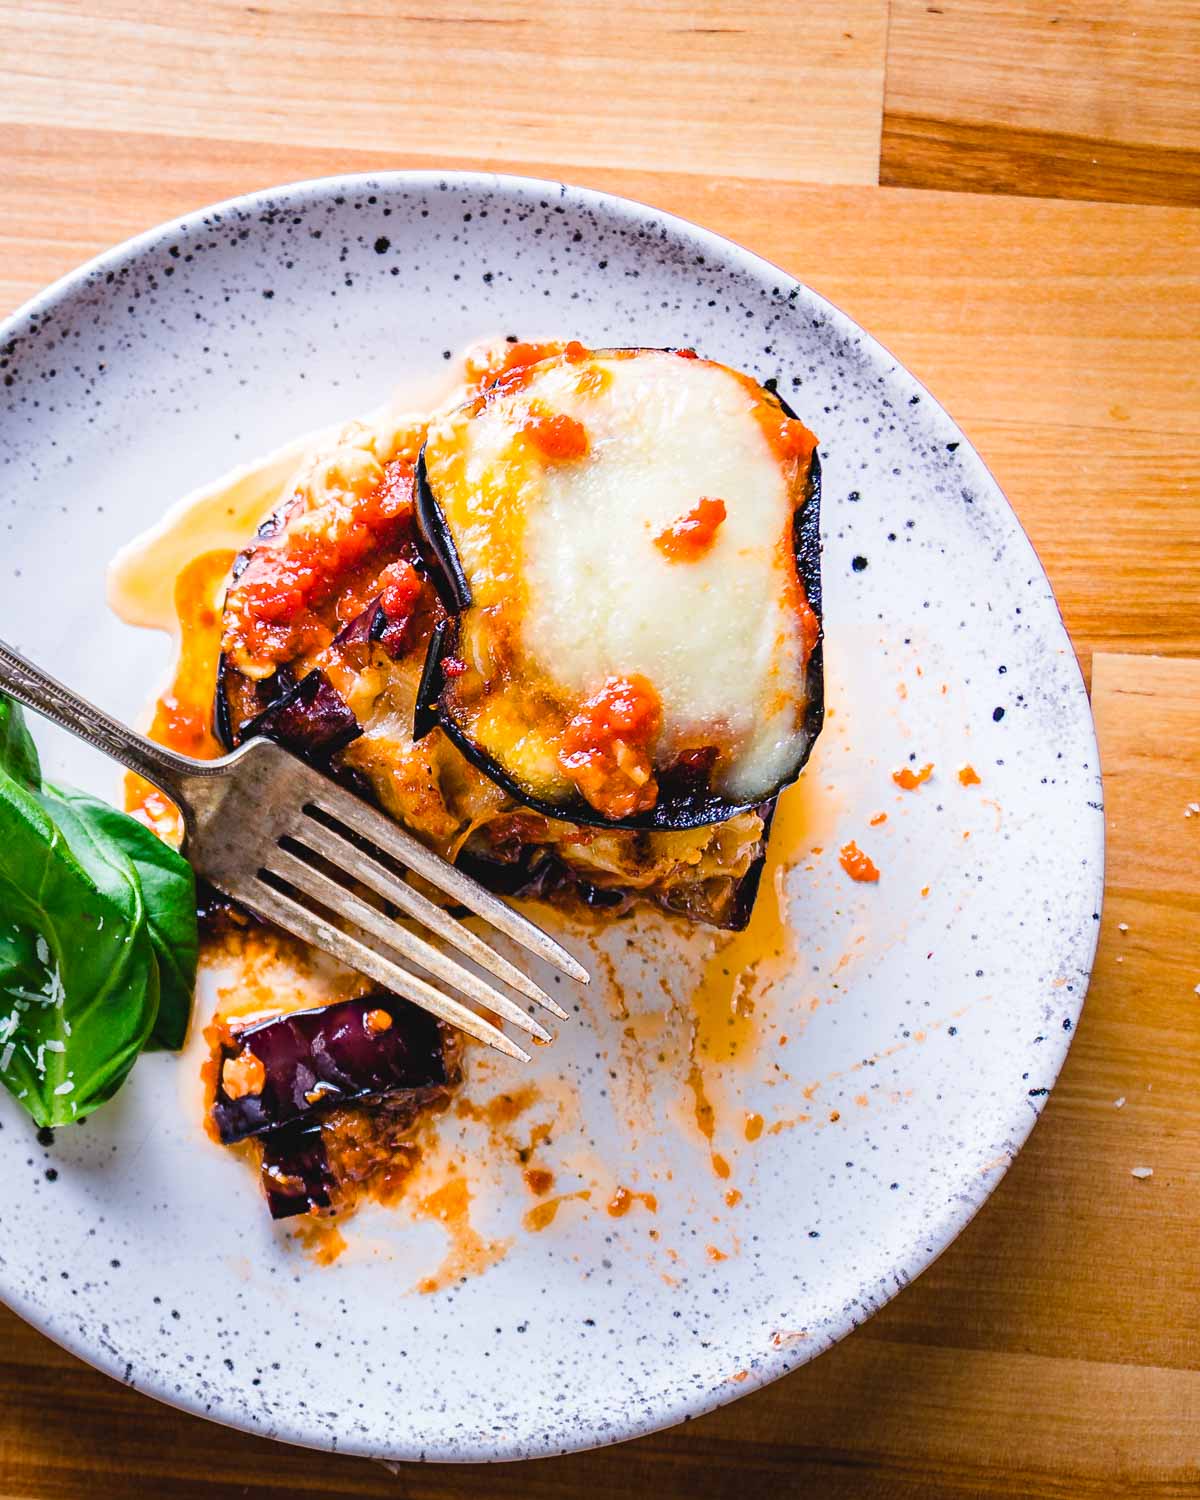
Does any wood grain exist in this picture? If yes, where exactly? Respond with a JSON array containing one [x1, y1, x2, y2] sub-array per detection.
[[0, 0, 889, 186], [882, 0, 1200, 205]]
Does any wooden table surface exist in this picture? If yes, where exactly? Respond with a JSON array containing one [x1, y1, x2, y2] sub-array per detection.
[[1, 4, 1198, 1496]]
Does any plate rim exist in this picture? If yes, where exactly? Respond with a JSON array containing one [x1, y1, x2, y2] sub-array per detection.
[[0, 167, 1105, 1463]]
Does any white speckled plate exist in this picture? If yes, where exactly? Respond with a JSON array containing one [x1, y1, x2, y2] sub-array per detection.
[[0, 173, 1103, 1461]]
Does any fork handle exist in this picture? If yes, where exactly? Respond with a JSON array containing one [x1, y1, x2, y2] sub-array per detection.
[[0, 637, 206, 797]]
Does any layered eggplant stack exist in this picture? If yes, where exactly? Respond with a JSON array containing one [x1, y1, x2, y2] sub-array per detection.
[[218, 340, 823, 932]]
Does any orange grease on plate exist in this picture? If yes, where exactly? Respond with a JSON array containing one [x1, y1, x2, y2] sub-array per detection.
[[414, 1172, 508, 1293], [706, 1245, 729, 1262], [958, 763, 981, 786], [606, 1185, 659, 1218], [724, 1189, 742, 1208], [869, 811, 888, 826], [690, 778, 816, 1070], [686, 1059, 717, 1144], [744, 1112, 764, 1142], [523, 1190, 591, 1233], [456, 1084, 541, 1129], [292, 1218, 348, 1266], [124, 548, 234, 836]]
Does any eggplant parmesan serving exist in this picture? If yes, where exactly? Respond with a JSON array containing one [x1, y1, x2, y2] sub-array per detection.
[[127, 337, 822, 1225], [218, 340, 823, 933]]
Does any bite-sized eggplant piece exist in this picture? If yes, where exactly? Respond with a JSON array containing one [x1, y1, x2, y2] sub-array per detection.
[[260, 1123, 335, 1220], [331, 595, 412, 661], [239, 667, 362, 764], [214, 653, 297, 753], [212, 994, 446, 1144], [332, 597, 386, 650], [415, 346, 823, 831]]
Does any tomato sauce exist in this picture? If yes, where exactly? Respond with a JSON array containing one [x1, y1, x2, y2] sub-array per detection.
[[758, 409, 818, 467], [522, 405, 589, 462], [557, 674, 663, 819], [377, 557, 423, 623], [839, 841, 880, 882], [893, 763, 934, 790], [958, 764, 982, 786], [227, 458, 416, 667], [654, 496, 726, 562], [465, 339, 565, 403]]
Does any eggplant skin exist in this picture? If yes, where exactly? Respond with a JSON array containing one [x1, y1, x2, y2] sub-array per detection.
[[212, 994, 446, 1145], [239, 667, 362, 763], [260, 1123, 335, 1220], [413, 442, 824, 834]]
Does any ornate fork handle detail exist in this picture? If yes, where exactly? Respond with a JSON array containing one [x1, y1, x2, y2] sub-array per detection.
[[0, 637, 212, 797]]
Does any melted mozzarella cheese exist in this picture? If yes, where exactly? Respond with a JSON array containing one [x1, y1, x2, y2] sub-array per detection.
[[522, 354, 809, 801], [428, 350, 814, 805]]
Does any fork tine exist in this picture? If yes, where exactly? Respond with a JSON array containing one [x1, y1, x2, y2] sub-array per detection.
[[241, 878, 531, 1063], [301, 783, 590, 985], [265, 845, 551, 1044], [292, 816, 569, 1021]]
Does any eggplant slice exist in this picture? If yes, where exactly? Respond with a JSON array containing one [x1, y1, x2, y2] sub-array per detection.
[[212, 994, 446, 1145], [414, 347, 823, 832]]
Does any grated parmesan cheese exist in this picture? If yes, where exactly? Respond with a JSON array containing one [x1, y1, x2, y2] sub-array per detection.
[[1130, 1166, 1153, 1180]]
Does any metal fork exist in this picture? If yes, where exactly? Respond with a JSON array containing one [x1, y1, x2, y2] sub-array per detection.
[[0, 639, 587, 1061]]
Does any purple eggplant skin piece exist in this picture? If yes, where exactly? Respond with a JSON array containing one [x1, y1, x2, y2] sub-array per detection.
[[212, 994, 446, 1145], [260, 1123, 335, 1220], [331, 597, 386, 650], [214, 653, 297, 753], [239, 667, 362, 764], [414, 447, 473, 615], [412, 449, 823, 833], [331, 595, 411, 661]]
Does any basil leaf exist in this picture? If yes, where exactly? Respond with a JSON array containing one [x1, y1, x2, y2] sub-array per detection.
[[0, 772, 160, 1127], [0, 695, 40, 789], [49, 788, 197, 1050]]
